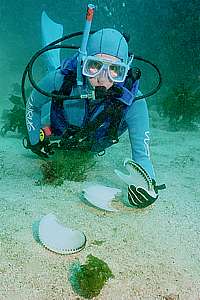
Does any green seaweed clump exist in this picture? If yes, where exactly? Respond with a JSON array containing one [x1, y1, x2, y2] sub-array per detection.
[[40, 150, 96, 185], [1, 83, 31, 136], [1, 95, 26, 136], [69, 254, 114, 299]]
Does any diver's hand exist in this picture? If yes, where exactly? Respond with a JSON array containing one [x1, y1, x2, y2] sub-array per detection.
[[115, 159, 166, 209], [29, 140, 51, 158], [128, 183, 158, 208]]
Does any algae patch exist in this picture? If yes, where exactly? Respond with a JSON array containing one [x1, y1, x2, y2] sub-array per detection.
[[69, 254, 114, 299], [39, 150, 96, 185]]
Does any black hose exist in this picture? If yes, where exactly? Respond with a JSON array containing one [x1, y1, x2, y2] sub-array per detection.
[[21, 30, 162, 105], [21, 31, 97, 106], [27, 45, 79, 99], [133, 55, 162, 100]]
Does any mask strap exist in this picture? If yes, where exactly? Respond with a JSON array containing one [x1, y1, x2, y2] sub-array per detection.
[[127, 54, 134, 69]]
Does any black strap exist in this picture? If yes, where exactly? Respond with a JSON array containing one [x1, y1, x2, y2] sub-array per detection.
[[52, 70, 77, 107]]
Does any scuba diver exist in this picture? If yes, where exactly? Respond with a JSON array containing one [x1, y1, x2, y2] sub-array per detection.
[[24, 5, 165, 209]]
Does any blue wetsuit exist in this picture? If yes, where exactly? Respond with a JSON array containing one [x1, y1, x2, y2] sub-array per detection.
[[26, 68, 155, 180]]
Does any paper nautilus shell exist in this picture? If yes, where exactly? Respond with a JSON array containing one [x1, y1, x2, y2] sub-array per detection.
[[38, 213, 86, 254], [82, 184, 121, 212]]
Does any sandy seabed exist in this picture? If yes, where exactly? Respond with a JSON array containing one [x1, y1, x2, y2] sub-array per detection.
[[0, 116, 200, 300]]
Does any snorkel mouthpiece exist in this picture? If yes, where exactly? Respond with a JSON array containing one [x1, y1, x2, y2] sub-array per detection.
[[77, 4, 95, 86]]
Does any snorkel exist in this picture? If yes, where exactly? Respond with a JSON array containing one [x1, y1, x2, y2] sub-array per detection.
[[21, 4, 162, 106], [76, 4, 95, 87]]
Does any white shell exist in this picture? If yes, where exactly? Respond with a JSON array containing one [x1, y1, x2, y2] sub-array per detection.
[[114, 159, 152, 190], [38, 214, 86, 254], [82, 184, 121, 212]]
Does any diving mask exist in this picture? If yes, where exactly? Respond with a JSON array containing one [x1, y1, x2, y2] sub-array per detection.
[[82, 55, 134, 83]]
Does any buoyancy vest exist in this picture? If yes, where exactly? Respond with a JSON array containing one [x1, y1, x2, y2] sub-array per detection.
[[50, 54, 140, 151]]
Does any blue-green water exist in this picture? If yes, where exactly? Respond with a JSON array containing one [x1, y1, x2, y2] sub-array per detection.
[[1, 0, 199, 103]]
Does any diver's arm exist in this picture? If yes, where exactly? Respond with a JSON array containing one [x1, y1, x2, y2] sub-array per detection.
[[125, 92, 156, 180], [121, 94, 166, 208], [25, 70, 62, 145]]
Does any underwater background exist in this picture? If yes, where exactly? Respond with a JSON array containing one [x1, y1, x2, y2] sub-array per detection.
[[0, 0, 200, 299], [1, 0, 199, 107]]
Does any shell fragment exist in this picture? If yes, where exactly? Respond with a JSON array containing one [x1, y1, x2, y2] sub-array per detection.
[[82, 184, 121, 212], [38, 214, 86, 254]]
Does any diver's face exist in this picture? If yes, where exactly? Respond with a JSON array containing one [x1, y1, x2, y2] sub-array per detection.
[[88, 54, 119, 90]]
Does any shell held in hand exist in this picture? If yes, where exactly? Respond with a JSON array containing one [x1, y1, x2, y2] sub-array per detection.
[[114, 159, 153, 190]]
